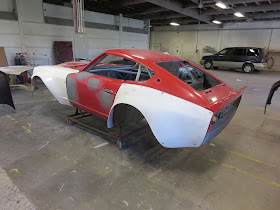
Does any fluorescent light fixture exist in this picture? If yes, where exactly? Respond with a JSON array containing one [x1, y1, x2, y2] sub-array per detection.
[[215, 2, 228, 9], [170, 22, 180, 26], [212, 20, 222, 24], [234, 12, 244, 17]]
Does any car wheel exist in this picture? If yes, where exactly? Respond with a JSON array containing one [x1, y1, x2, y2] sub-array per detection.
[[242, 63, 255, 73], [204, 60, 213, 69]]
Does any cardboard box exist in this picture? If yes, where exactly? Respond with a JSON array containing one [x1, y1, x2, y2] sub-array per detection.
[[0, 47, 8, 67]]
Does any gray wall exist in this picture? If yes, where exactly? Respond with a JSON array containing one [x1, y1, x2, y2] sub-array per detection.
[[151, 21, 280, 71], [0, 0, 149, 65]]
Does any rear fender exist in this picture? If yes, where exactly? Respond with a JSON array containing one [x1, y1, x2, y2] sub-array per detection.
[[107, 83, 213, 148]]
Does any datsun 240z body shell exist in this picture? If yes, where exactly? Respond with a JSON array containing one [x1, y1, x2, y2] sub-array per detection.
[[32, 49, 246, 148]]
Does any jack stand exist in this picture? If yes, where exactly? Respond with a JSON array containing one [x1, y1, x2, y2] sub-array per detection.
[[66, 108, 147, 149]]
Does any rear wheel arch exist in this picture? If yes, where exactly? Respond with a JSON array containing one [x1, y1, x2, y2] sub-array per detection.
[[107, 103, 146, 128]]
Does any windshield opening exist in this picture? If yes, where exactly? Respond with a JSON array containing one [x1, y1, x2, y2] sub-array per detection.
[[86, 54, 154, 81]]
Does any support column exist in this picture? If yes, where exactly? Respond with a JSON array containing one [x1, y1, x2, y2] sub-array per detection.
[[15, 0, 25, 52], [145, 19, 150, 49], [119, 14, 123, 48]]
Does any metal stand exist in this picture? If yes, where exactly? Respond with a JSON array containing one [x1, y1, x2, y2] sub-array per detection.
[[66, 108, 147, 149]]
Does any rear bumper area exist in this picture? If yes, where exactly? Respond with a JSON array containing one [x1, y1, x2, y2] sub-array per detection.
[[254, 62, 267, 70], [201, 97, 241, 146]]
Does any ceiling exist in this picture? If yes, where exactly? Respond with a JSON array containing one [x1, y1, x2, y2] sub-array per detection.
[[44, 0, 280, 26]]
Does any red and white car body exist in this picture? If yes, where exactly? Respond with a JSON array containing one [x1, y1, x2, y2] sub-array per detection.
[[32, 49, 246, 148]]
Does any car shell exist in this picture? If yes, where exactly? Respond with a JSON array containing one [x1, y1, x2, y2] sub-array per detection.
[[32, 49, 246, 148]]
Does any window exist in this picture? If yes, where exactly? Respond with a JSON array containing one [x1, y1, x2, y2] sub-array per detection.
[[217, 48, 234, 56], [233, 48, 245, 56], [86, 54, 154, 81], [247, 48, 259, 56], [156, 61, 220, 91]]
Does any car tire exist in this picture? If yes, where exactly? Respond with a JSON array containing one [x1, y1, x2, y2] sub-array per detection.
[[242, 63, 255, 73], [204, 60, 213, 69]]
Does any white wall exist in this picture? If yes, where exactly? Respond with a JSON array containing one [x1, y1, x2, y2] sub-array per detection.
[[0, 0, 13, 12], [151, 21, 280, 71], [0, 1, 149, 65]]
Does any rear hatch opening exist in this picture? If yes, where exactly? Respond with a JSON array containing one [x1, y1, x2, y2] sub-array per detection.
[[157, 61, 221, 91]]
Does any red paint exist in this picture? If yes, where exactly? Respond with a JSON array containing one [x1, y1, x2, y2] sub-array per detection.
[[60, 62, 89, 71], [68, 73, 122, 119], [68, 49, 246, 118]]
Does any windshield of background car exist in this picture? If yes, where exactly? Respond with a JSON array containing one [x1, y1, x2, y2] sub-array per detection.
[[156, 61, 220, 91], [86, 54, 154, 81]]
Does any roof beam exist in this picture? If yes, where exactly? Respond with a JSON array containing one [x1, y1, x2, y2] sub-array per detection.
[[250, 11, 280, 20], [144, 0, 211, 23], [124, 7, 169, 16], [203, 2, 280, 15], [119, 0, 146, 6], [189, 0, 213, 3], [221, 0, 267, 4], [144, 13, 186, 20], [215, 11, 280, 21], [151, 18, 198, 25]]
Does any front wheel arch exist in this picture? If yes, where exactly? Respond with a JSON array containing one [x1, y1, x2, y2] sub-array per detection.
[[204, 60, 213, 69], [31, 76, 43, 90]]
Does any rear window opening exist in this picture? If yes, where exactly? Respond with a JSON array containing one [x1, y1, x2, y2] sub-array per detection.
[[157, 61, 221, 91]]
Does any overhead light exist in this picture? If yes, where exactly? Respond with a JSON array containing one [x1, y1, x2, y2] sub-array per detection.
[[234, 12, 244, 17], [212, 20, 222, 24], [170, 22, 180, 26], [215, 2, 228, 9]]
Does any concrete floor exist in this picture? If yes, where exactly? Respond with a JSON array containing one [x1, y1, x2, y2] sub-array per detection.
[[0, 69, 280, 210]]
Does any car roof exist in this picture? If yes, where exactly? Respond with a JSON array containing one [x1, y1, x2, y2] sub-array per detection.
[[104, 49, 184, 62]]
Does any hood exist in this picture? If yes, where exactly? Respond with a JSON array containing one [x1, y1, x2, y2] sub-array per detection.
[[59, 62, 89, 71], [0, 66, 34, 75], [203, 46, 217, 54]]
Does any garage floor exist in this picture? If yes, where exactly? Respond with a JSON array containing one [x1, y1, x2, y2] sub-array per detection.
[[0, 70, 280, 210]]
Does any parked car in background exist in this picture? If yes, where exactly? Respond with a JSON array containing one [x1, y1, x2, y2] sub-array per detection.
[[200, 47, 267, 73]]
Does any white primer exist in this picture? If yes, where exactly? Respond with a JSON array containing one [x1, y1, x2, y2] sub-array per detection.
[[32, 65, 78, 106], [108, 83, 213, 148], [0, 66, 35, 75]]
